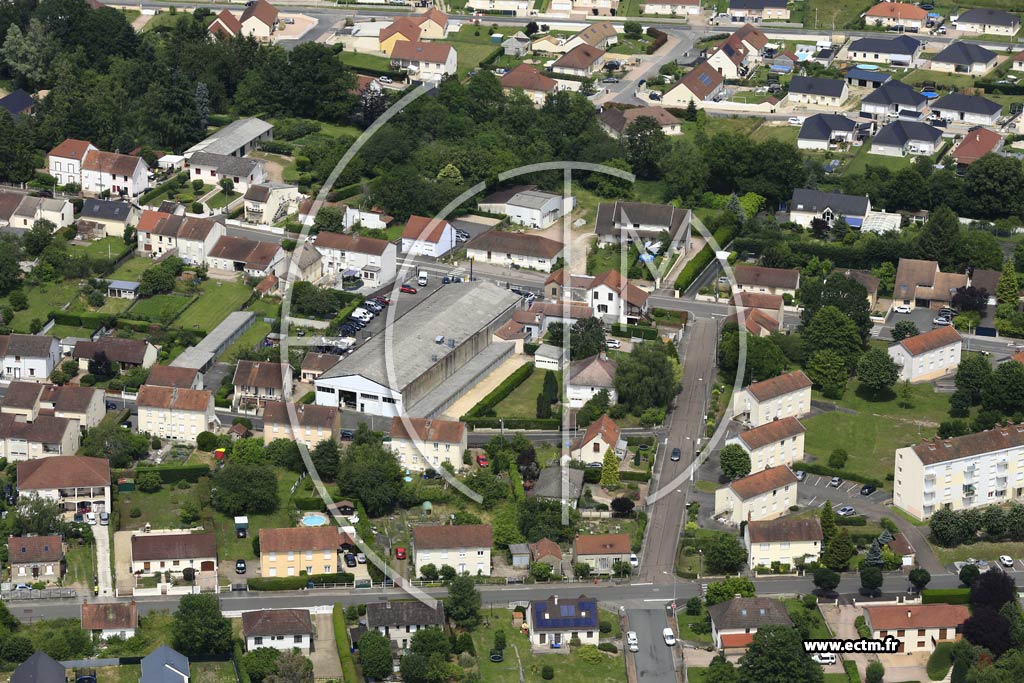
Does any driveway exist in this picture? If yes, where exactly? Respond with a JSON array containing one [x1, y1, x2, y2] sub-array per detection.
[[113, 530, 135, 595], [95, 524, 113, 598], [878, 651, 930, 682], [310, 612, 343, 679], [626, 608, 679, 683]]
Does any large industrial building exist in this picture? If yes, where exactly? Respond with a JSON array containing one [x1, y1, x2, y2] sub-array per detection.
[[314, 282, 520, 417]]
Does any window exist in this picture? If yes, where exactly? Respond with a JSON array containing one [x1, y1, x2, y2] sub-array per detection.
[[254, 637, 263, 645], [295, 635, 303, 643]]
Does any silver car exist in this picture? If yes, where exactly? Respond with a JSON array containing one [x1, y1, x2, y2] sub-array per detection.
[[626, 631, 639, 652]]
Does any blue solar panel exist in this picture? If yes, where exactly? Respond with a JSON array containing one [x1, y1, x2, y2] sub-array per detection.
[[698, 73, 713, 86], [560, 605, 576, 617], [532, 600, 599, 630]]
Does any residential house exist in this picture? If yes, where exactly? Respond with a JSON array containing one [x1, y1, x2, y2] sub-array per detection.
[[836, 268, 881, 309], [573, 533, 631, 574], [0, 192, 23, 230], [81, 599, 138, 640], [47, 139, 97, 187], [567, 354, 617, 408], [570, 414, 624, 464], [465, 230, 564, 272], [81, 150, 150, 198], [7, 195, 74, 230], [744, 517, 822, 570], [797, 114, 857, 150], [529, 467, 586, 507], [17, 456, 111, 515], [709, 597, 793, 650], [530, 538, 563, 568], [930, 42, 997, 74], [931, 93, 1002, 126], [860, 80, 929, 120], [262, 401, 339, 450], [888, 327, 962, 383], [888, 533, 917, 568], [713, 465, 799, 524], [733, 265, 801, 298], [73, 338, 157, 373], [727, 0, 788, 21], [79, 199, 139, 239], [528, 595, 600, 648], [8, 534, 63, 584], [412, 524, 493, 577], [532, 343, 566, 371], [551, 44, 606, 77], [313, 232, 397, 287], [0, 413, 79, 461], [138, 213, 226, 264], [232, 360, 293, 410], [188, 152, 267, 194], [863, 604, 968, 653], [870, 121, 943, 157], [706, 24, 768, 80], [892, 258, 968, 311], [501, 32, 532, 57], [391, 42, 457, 83], [184, 118, 274, 159], [1, 381, 105, 432], [411, 7, 449, 38], [594, 201, 690, 249], [477, 185, 575, 230], [663, 62, 725, 107], [727, 416, 806, 474], [599, 106, 682, 139], [0, 89, 35, 119], [282, 241, 322, 284], [731, 370, 812, 427], [258, 526, 349, 577], [864, 2, 928, 31], [140, 646, 190, 683], [726, 307, 779, 337], [340, 205, 394, 231], [240, 0, 279, 40], [208, 236, 283, 277], [954, 8, 1020, 35], [243, 183, 303, 225], [847, 35, 921, 65], [136, 385, 217, 443], [588, 269, 649, 324], [300, 353, 342, 383], [130, 532, 217, 575], [366, 601, 446, 651], [378, 16, 422, 56], [401, 215, 456, 257], [845, 67, 893, 89], [499, 64, 558, 106], [107, 280, 139, 300], [554, 21, 617, 48], [388, 417, 467, 472], [10, 652, 65, 683], [208, 9, 242, 38], [242, 609, 314, 654], [147, 365, 202, 390], [0, 334, 60, 381], [951, 127, 1004, 168], [786, 76, 849, 108]]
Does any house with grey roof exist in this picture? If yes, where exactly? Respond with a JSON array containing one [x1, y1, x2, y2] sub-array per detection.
[[478, 185, 575, 230], [0, 334, 60, 382], [797, 114, 856, 150], [870, 120, 943, 157], [0, 89, 34, 119], [844, 67, 892, 89], [954, 8, 1020, 36], [188, 152, 267, 194], [708, 597, 792, 650], [786, 76, 848, 107], [141, 645, 190, 683], [567, 355, 617, 408], [848, 35, 921, 65], [788, 188, 870, 229], [931, 93, 1002, 126], [529, 467, 586, 507], [184, 117, 274, 158], [243, 182, 303, 225], [366, 600, 445, 651], [860, 80, 928, 120], [930, 42, 998, 74], [107, 280, 140, 300], [80, 198, 139, 238], [10, 651, 65, 683], [594, 201, 691, 248]]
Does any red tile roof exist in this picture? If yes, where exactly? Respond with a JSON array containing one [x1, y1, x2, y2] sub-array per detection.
[[242, 609, 313, 637], [865, 604, 968, 630], [8, 535, 63, 563], [735, 417, 805, 451], [403, 215, 451, 243], [18, 456, 109, 490], [314, 231, 391, 255], [677, 62, 723, 101], [896, 326, 962, 357], [573, 533, 630, 556], [389, 417, 466, 444], [48, 139, 94, 161], [233, 360, 288, 390], [912, 423, 1024, 465], [259, 526, 348, 553], [530, 537, 563, 561], [391, 41, 454, 64], [500, 64, 557, 93], [82, 150, 145, 177], [209, 9, 242, 36], [721, 633, 755, 648], [136, 385, 212, 413], [263, 401, 337, 430], [240, 0, 279, 27], [729, 292, 783, 311], [131, 532, 217, 561], [744, 370, 812, 402], [746, 517, 821, 543], [865, 2, 928, 21], [412, 524, 492, 550], [728, 465, 798, 499], [734, 265, 800, 290], [380, 16, 421, 43], [952, 127, 1002, 165], [579, 414, 621, 450], [146, 365, 199, 389]]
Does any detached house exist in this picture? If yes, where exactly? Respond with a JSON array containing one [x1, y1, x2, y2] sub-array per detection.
[[243, 183, 303, 225], [870, 121, 943, 157], [388, 417, 467, 472], [79, 199, 139, 239], [797, 114, 857, 151], [232, 360, 293, 410], [860, 80, 929, 120], [731, 370, 812, 427], [573, 533, 631, 574], [552, 45, 606, 77], [888, 327, 962, 383], [188, 152, 267, 194], [8, 534, 63, 584], [863, 604, 967, 653], [600, 106, 682, 139], [709, 597, 793, 650], [81, 599, 138, 641], [930, 42, 997, 75], [663, 62, 724, 108], [136, 385, 217, 443], [242, 609, 314, 654], [208, 9, 242, 39], [1, 381, 104, 432], [892, 258, 968, 311], [48, 139, 96, 187], [744, 517, 822, 570], [733, 265, 801, 298], [17, 456, 111, 516], [786, 76, 849, 108], [0, 334, 60, 382], [262, 400, 339, 450], [300, 353, 342, 383], [391, 42, 457, 83], [567, 354, 617, 408], [240, 0, 279, 40], [258, 526, 350, 578], [73, 338, 158, 373], [465, 230, 564, 272], [401, 215, 456, 257], [587, 269, 650, 325], [570, 413, 624, 464], [727, 0, 788, 21], [82, 150, 150, 198], [366, 601, 446, 651], [706, 24, 768, 80], [713, 465, 799, 525], [11, 652, 65, 683], [847, 36, 921, 65], [951, 127, 1004, 168], [528, 595, 600, 648], [641, 0, 701, 15], [864, 2, 927, 31], [499, 64, 558, 107], [727, 416, 806, 474], [954, 8, 1020, 36], [931, 93, 1002, 127], [7, 195, 73, 230], [412, 524, 492, 577], [130, 532, 218, 576], [594, 201, 690, 248]]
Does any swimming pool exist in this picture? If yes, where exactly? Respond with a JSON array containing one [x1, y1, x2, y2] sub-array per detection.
[[301, 513, 327, 527]]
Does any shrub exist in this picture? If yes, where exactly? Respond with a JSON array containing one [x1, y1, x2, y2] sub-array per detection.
[[135, 464, 211, 484], [597, 642, 617, 653], [854, 615, 871, 639], [927, 641, 954, 681], [922, 588, 970, 605], [129, 507, 142, 518], [599, 620, 612, 634], [576, 645, 601, 663], [136, 471, 162, 493], [541, 665, 554, 680], [80, 374, 96, 386], [802, 594, 818, 610], [828, 449, 848, 468], [191, 201, 203, 214]]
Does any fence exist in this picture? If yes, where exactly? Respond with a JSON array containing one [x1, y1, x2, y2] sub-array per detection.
[[1, 587, 77, 600]]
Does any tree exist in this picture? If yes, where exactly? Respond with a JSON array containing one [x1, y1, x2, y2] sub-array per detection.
[[662, 138, 708, 203], [337, 440, 404, 517], [524, 21, 539, 35], [622, 20, 643, 37], [446, 576, 481, 629], [955, 353, 992, 406], [358, 632, 393, 681], [623, 116, 670, 180], [535, 391, 552, 419], [8, 496, 65, 537], [230, 438, 267, 465], [139, 264, 176, 298], [909, 568, 931, 592], [704, 534, 746, 574], [420, 564, 439, 581], [172, 594, 232, 657], [614, 341, 680, 414], [821, 529, 855, 571], [266, 438, 302, 471], [798, 275, 872, 341], [219, 178, 234, 195], [23, 220, 55, 257], [930, 508, 968, 547], [568, 317, 607, 360], [865, 661, 885, 683], [856, 347, 900, 397], [917, 206, 962, 270], [820, 502, 837, 545], [311, 439, 340, 481], [265, 651, 313, 683], [719, 444, 751, 480], [494, 629, 507, 652], [806, 349, 849, 399], [0, 241, 20, 295], [828, 449, 848, 468], [136, 471, 162, 493], [718, 325, 788, 385], [864, 539, 884, 568], [812, 567, 840, 594], [952, 286, 989, 313], [971, 569, 1017, 611], [242, 648, 280, 683], [859, 565, 883, 595], [600, 448, 620, 488], [737, 625, 824, 683], [891, 320, 919, 342], [529, 562, 553, 581], [707, 654, 739, 683], [998, 260, 1020, 305], [705, 576, 755, 606], [983, 505, 1007, 538], [543, 370, 558, 404], [959, 563, 981, 588], [211, 463, 279, 515], [963, 607, 1012, 657], [802, 306, 864, 369], [82, 422, 151, 467]]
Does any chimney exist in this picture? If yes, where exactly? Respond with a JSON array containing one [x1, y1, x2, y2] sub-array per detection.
[[554, 595, 559, 605], [907, 610, 912, 620], [734, 593, 742, 599]]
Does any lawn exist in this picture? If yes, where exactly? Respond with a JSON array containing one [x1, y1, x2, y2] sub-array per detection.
[[64, 539, 96, 588], [222, 317, 271, 362], [805, 0, 872, 29], [117, 479, 209, 532], [213, 468, 302, 563], [175, 279, 253, 333], [141, 10, 193, 32], [493, 368, 556, 419], [250, 151, 298, 184], [47, 324, 99, 339], [79, 236, 132, 260], [618, 0, 640, 14], [803, 411, 931, 486], [677, 609, 713, 644], [680, 116, 763, 138], [98, 298, 134, 315], [127, 294, 194, 325], [206, 189, 240, 209], [472, 609, 626, 683], [337, 50, 394, 72], [901, 69, 980, 91], [931, 540, 1024, 565], [0, 280, 80, 332], [694, 480, 718, 493], [608, 35, 652, 55], [110, 257, 154, 281], [844, 142, 915, 175], [751, 124, 800, 144], [95, 661, 236, 683]]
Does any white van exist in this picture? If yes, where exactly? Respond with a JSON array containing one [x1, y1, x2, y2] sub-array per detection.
[[418, 271, 428, 286], [352, 308, 373, 321]]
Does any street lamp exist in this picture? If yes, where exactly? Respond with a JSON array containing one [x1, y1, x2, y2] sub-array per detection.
[[663, 570, 678, 611], [698, 549, 704, 580]]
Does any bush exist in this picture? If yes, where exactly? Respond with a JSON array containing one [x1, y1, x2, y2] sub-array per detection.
[[610, 323, 658, 340], [597, 642, 617, 653], [129, 507, 142, 518], [541, 665, 554, 680], [843, 660, 859, 683], [922, 588, 970, 605], [80, 374, 96, 386], [675, 223, 738, 291], [136, 471, 162, 493], [462, 417, 561, 430], [927, 641, 954, 681], [576, 645, 602, 663], [836, 515, 868, 526], [332, 605, 359, 683], [854, 615, 871, 639], [599, 620, 612, 634], [802, 594, 818, 610]]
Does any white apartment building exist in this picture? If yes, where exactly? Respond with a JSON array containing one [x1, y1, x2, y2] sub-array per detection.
[[888, 327, 962, 384], [731, 370, 812, 427], [388, 417, 467, 472], [714, 466, 798, 525], [727, 416, 805, 474], [412, 524, 492, 577], [136, 385, 217, 443]]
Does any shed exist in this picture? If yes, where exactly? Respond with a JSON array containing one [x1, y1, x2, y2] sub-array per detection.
[[235, 516, 249, 539], [421, 501, 433, 515], [509, 543, 531, 568]]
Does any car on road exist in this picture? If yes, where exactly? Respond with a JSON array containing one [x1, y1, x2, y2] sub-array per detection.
[[662, 628, 676, 646], [477, 454, 489, 468], [894, 305, 912, 314], [626, 631, 639, 652], [860, 485, 877, 496], [602, 77, 620, 83], [400, 284, 418, 294], [105, 400, 118, 411], [86, 512, 97, 525], [828, 476, 843, 487], [99, 511, 109, 525], [938, 307, 957, 317], [235, 559, 247, 574], [795, 470, 807, 482], [788, 116, 805, 125], [344, 553, 357, 568], [836, 506, 856, 517], [606, 338, 621, 349], [395, 547, 406, 560], [811, 653, 837, 665], [671, 447, 681, 461], [933, 316, 952, 326], [1001, 555, 1014, 568], [340, 430, 354, 440], [629, 553, 639, 568]]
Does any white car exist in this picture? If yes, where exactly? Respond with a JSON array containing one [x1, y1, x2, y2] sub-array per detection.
[[662, 628, 676, 646], [1000, 555, 1014, 568], [894, 305, 912, 314], [626, 631, 639, 652], [606, 338, 621, 349], [86, 512, 97, 525], [836, 506, 856, 517], [811, 653, 837, 665], [788, 116, 805, 126], [378, 76, 393, 84], [629, 553, 639, 568]]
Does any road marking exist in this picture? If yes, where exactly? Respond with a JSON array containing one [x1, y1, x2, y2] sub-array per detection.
[[846, 483, 859, 493], [807, 496, 817, 507], [643, 599, 666, 602], [817, 499, 827, 507], [633, 582, 653, 586], [814, 477, 823, 486]]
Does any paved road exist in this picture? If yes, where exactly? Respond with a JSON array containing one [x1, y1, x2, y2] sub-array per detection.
[[627, 608, 679, 683], [639, 317, 717, 584]]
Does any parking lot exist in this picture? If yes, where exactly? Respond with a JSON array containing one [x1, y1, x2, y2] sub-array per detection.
[[879, 306, 953, 340], [796, 474, 892, 514]]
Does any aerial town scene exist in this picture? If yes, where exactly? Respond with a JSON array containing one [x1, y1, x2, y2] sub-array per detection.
[[1, 0, 1024, 681]]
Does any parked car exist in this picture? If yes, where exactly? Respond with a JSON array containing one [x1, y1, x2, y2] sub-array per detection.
[[606, 338, 621, 349], [671, 447, 681, 461], [235, 559, 247, 574], [938, 307, 957, 317], [602, 77, 620, 83], [812, 653, 837, 665], [933, 316, 952, 326], [477, 454, 489, 468], [395, 547, 407, 560], [344, 553, 357, 568], [629, 553, 639, 568], [86, 512, 97, 525], [99, 512, 109, 525], [105, 401, 118, 411], [662, 628, 676, 646], [828, 476, 843, 487], [378, 76, 393, 84], [648, 92, 662, 101], [860, 485, 877, 496], [340, 430, 354, 440], [356, 553, 367, 564], [400, 284, 418, 294], [836, 506, 856, 517], [1001, 555, 1015, 568], [894, 305, 912, 314], [626, 631, 639, 652], [585, 461, 603, 468], [788, 116, 805, 125], [372, 296, 391, 305], [795, 470, 807, 482]]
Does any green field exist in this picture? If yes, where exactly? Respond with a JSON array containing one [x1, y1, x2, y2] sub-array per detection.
[[79, 236, 130, 260], [494, 368, 558, 418], [206, 189, 239, 209], [608, 35, 652, 55], [678, 608, 713, 644], [47, 324, 99, 339], [98, 297, 134, 315], [337, 50, 394, 72], [175, 279, 253, 333], [214, 468, 302, 562], [110, 257, 153, 281], [805, 0, 872, 29], [901, 69, 980, 90], [844, 142, 915, 175], [95, 661, 236, 683], [127, 294, 194, 324], [750, 124, 800, 144], [932, 540, 1024, 565], [0, 281, 80, 332], [618, 0, 640, 14]]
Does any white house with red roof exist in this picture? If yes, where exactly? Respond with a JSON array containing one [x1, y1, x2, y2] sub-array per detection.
[[587, 269, 649, 325], [47, 139, 97, 188], [401, 215, 456, 257], [570, 413, 625, 464], [731, 370, 812, 427], [391, 42, 457, 83], [888, 327, 962, 383], [726, 416, 805, 473]]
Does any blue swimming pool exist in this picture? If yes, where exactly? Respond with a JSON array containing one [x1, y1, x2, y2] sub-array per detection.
[[301, 513, 327, 527]]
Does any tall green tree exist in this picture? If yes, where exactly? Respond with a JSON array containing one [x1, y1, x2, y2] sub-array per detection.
[[955, 353, 992, 406], [172, 594, 233, 657], [614, 341, 680, 413], [798, 273, 872, 341], [719, 444, 751, 480], [600, 448, 620, 488], [358, 632, 393, 681], [821, 529, 855, 571], [856, 347, 900, 397], [917, 206, 962, 270], [737, 625, 824, 683], [445, 577, 481, 629], [819, 502, 837, 545], [311, 439, 340, 481], [806, 349, 849, 400], [803, 306, 864, 369], [337, 440, 403, 517], [622, 115, 670, 180], [568, 317, 607, 360], [997, 260, 1020, 305], [704, 534, 746, 574]]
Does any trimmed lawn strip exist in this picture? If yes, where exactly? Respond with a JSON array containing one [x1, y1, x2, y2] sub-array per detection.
[[491, 367, 551, 419], [783, 598, 832, 639], [931, 540, 1024, 565], [694, 480, 718, 494], [206, 189, 240, 209], [213, 468, 302, 562], [127, 294, 194, 324], [110, 257, 154, 281], [175, 279, 253, 332], [802, 411, 927, 488], [48, 324, 100, 339], [80, 236, 131, 260], [678, 609, 713, 644], [337, 51, 393, 72]]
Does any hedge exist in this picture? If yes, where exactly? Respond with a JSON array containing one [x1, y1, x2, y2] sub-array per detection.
[[138, 173, 188, 206], [621, 470, 652, 482], [843, 660, 859, 683], [646, 27, 667, 55], [792, 462, 885, 489], [333, 604, 360, 683], [478, 46, 505, 67], [463, 362, 535, 418], [611, 323, 658, 340], [836, 515, 868, 526], [463, 417, 561, 430], [293, 496, 325, 511], [674, 223, 738, 291], [523, 342, 540, 356], [134, 464, 211, 484], [49, 310, 116, 328], [257, 140, 295, 155], [248, 572, 354, 591], [922, 588, 970, 605], [977, 81, 1024, 96], [332, 182, 363, 201], [233, 639, 252, 683]]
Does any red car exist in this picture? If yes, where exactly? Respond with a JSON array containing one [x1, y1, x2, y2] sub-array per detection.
[[400, 284, 417, 294], [395, 547, 406, 560], [476, 454, 489, 468]]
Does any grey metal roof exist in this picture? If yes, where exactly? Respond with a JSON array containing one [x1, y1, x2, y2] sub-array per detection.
[[184, 117, 273, 157], [594, 201, 690, 236], [10, 651, 64, 683], [956, 8, 1020, 27], [790, 188, 869, 217], [932, 41, 997, 66], [318, 282, 520, 393], [188, 152, 262, 178], [798, 113, 856, 141], [788, 76, 846, 98], [81, 199, 133, 222], [108, 280, 140, 291], [845, 68, 891, 84], [530, 466, 585, 500], [509, 542, 531, 556], [708, 597, 792, 631], [932, 93, 1002, 116], [874, 120, 942, 148], [849, 35, 921, 55], [170, 311, 255, 369], [861, 80, 927, 108], [140, 646, 190, 683], [509, 189, 562, 210]]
